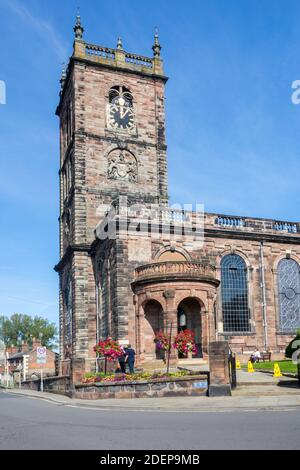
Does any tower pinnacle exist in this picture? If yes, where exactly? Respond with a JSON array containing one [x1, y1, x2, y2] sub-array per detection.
[[116, 37, 123, 50], [152, 27, 162, 58], [73, 11, 84, 40], [60, 63, 67, 94]]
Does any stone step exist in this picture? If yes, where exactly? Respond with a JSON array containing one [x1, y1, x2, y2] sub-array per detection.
[[233, 385, 300, 397], [140, 360, 174, 372], [178, 358, 208, 366]]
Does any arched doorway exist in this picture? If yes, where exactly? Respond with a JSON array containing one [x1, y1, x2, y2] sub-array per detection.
[[143, 300, 164, 360], [177, 298, 202, 358]]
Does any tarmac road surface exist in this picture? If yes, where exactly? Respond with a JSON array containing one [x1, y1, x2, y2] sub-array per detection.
[[0, 391, 300, 450]]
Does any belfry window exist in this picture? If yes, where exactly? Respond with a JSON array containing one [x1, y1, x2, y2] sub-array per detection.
[[221, 254, 250, 333], [109, 86, 133, 107], [278, 258, 300, 332]]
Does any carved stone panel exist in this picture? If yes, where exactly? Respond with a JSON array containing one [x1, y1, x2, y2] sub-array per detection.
[[107, 149, 137, 183]]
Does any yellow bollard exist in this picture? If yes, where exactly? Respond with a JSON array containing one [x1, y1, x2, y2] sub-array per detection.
[[273, 363, 282, 378], [248, 361, 254, 373], [236, 359, 241, 369]]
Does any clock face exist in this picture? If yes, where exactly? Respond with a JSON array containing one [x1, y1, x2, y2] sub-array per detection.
[[108, 97, 135, 131]]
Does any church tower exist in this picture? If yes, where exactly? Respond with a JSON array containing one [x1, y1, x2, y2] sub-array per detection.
[[55, 15, 169, 372]]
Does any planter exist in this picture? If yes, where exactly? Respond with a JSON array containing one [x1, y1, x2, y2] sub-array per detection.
[[74, 374, 209, 400]]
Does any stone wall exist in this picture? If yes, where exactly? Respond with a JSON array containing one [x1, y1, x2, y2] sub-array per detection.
[[73, 374, 209, 400], [21, 375, 71, 396]]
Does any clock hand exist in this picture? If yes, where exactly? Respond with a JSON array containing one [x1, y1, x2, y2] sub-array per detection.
[[121, 108, 130, 119]]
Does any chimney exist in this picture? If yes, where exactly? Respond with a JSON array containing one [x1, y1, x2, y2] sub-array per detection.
[[32, 338, 42, 350], [7, 344, 19, 355], [20, 341, 29, 353]]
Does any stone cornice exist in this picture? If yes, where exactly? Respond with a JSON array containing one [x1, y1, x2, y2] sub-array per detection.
[[54, 244, 91, 272], [71, 56, 168, 82], [204, 228, 300, 245], [71, 130, 167, 151]]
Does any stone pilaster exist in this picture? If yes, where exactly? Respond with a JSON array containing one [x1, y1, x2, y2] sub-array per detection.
[[209, 341, 231, 396]]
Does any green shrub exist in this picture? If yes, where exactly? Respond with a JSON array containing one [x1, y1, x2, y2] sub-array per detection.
[[285, 329, 300, 359]]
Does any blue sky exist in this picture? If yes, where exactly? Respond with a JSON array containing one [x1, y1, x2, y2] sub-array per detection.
[[0, 0, 300, 325]]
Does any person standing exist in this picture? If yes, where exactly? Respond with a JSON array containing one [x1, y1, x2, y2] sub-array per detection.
[[118, 346, 126, 374], [125, 344, 136, 374]]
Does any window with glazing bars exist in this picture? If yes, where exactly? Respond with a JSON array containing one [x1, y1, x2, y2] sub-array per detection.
[[221, 254, 250, 332], [278, 258, 300, 332]]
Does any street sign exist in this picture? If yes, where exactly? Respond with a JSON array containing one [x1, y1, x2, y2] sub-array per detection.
[[37, 346, 46, 365], [36, 347, 47, 393]]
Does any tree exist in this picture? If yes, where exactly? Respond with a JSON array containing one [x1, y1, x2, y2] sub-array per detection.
[[0, 313, 57, 349], [285, 329, 300, 359]]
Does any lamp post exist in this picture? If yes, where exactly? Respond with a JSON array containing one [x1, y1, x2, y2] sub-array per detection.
[[0, 340, 5, 387], [165, 321, 179, 374], [5, 351, 9, 388]]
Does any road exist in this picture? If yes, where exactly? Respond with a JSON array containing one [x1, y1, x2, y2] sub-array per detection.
[[0, 391, 299, 450]]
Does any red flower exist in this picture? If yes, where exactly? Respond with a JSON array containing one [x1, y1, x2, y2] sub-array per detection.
[[94, 337, 123, 362], [154, 331, 170, 351], [173, 329, 197, 355]]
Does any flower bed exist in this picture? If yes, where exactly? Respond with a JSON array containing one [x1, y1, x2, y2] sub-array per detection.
[[75, 372, 209, 400], [82, 370, 195, 384]]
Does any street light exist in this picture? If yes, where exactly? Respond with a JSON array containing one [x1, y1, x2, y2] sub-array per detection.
[[165, 321, 178, 374]]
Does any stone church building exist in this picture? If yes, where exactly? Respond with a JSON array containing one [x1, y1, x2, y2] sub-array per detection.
[[55, 16, 300, 373]]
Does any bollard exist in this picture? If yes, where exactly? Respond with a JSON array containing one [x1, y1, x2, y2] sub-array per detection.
[[273, 363, 282, 378]]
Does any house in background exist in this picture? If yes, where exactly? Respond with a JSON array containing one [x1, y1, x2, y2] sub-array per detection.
[[0, 338, 58, 381]]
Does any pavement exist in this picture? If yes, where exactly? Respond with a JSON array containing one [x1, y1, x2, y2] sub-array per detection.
[[2, 370, 300, 413]]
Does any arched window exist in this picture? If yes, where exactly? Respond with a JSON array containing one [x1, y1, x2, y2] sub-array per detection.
[[109, 85, 133, 107], [278, 258, 300, 332], [221, 254, 250, 333]]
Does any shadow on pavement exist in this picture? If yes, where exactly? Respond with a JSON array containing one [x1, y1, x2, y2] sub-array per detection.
[[278, 379, 300, 390]]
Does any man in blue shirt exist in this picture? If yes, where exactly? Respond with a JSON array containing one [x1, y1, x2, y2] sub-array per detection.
[[125, 345, 136, 374]]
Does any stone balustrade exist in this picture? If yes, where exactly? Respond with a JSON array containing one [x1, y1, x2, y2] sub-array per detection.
[[215, 216, 245, 228], [135, 261, 217, 283], [273, 222, 299, 233], [205, 213, 300, 235], [98, 200, 300, 239], [85, 44, 115, 60], [75, 42, 161, 76], [124, 52, 153, 68]]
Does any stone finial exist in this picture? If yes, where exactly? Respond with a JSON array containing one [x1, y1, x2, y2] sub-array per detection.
[[117, 37, 123, 50], [152, 27, 162, 57], [73, 10, 84, 40], [60, 63, 67, 94]]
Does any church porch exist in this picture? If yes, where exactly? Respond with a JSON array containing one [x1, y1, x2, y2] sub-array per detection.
[[132, 260, 220, 365]]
